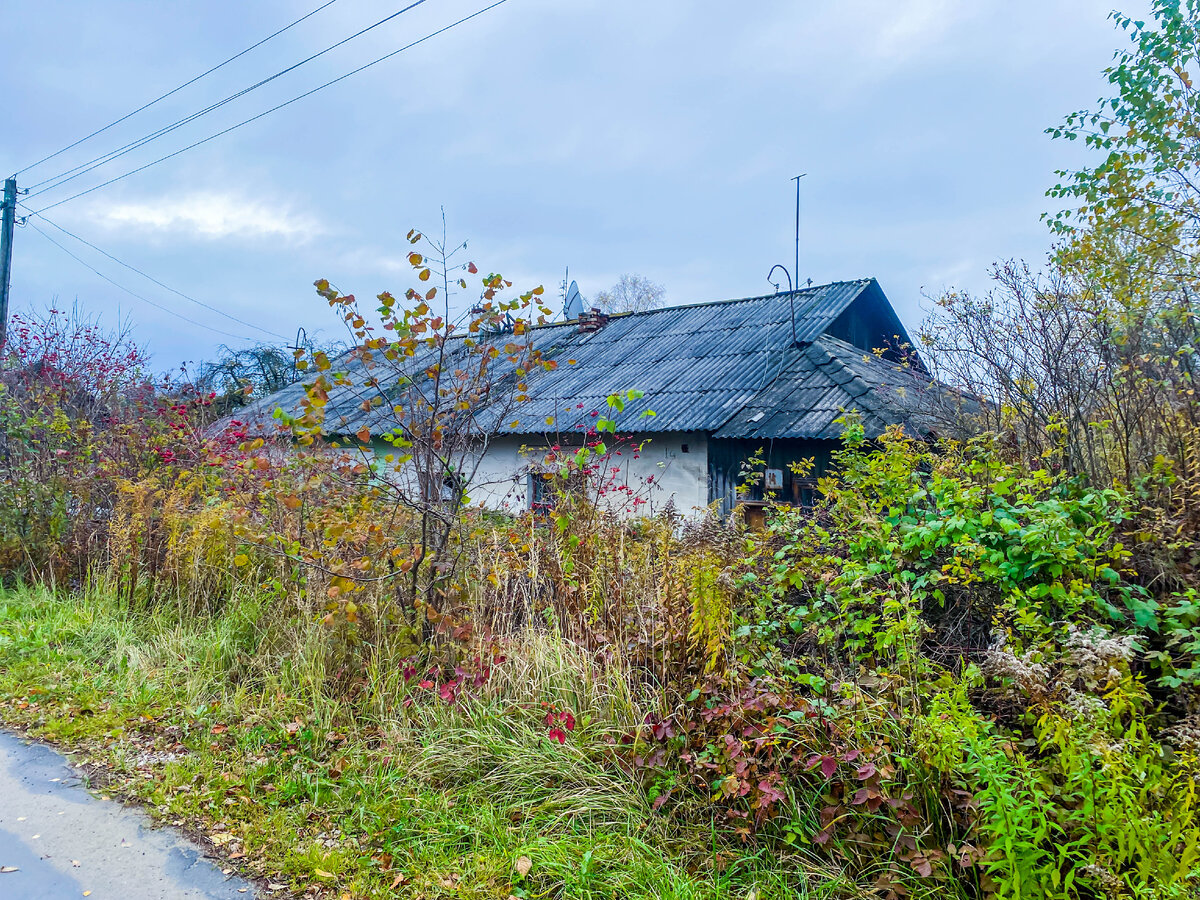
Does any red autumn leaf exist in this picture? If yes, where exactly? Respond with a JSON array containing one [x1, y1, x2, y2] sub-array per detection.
[[806, 754, 838, 778]]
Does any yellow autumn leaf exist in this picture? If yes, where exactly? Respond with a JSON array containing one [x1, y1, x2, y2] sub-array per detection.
[[233, 554, 249, 567]]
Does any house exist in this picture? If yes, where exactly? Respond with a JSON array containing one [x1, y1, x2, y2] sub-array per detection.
[[234, 278, 948, 517]]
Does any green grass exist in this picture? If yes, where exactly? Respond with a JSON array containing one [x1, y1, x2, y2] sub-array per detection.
[[0, 583, 852, 899]]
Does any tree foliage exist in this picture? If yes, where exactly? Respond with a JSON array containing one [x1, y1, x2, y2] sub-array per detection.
[[1048, 1, 1200, 262], [193, 339, 340, 415], [592, 273, 666, 314]]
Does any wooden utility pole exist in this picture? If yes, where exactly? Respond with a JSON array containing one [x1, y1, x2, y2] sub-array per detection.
[[0, 177, 15, 352]]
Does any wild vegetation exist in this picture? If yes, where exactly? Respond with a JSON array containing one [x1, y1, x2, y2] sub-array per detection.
[[4, 4, 1200, 899]]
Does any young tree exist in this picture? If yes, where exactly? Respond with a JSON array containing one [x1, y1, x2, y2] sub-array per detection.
[[1048, 2, 1200, 267], [271, 227, 557, 634], [1044, 1, 1200, 480]]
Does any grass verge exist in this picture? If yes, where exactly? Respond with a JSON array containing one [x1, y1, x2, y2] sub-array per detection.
[[0, 583, 852, 899]]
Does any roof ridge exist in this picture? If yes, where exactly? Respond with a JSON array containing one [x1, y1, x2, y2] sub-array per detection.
[[809, 334, 936, 435], [525, 277, 876, 331], [804, 339, 879, 408]]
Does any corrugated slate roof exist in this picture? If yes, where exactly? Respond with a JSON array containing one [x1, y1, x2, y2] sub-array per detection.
[[711, 335, 928, 440], [232, 277, 939, 441]]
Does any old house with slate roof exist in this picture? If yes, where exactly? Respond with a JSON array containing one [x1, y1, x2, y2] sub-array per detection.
[[236, 278, 939, 517]]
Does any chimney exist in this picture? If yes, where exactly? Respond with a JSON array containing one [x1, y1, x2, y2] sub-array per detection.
[[577, 307, 609, 333]]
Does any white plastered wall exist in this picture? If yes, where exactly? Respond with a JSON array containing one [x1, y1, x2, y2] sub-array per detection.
[[456, 432, 711, 518]]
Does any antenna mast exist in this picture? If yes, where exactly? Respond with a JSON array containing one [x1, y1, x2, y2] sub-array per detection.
[[792, 173, 804, 294], [766, 173, 806, 348]]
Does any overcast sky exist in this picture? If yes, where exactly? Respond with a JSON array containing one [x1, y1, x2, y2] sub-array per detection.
[[2, 0, 1148, 370]]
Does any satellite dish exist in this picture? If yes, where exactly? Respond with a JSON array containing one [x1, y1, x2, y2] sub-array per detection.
[[563, 280, 584, 320]]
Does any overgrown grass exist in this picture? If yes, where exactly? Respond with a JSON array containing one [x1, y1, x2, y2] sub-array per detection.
[[0, 583, 850, 899]]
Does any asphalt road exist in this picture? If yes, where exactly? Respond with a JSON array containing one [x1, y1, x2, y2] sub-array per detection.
[[0, 731, 255, 900]]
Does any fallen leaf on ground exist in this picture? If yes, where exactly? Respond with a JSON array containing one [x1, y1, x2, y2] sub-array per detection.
[[515, 855, 532, 877], [210, 833, 236, 846], [314, 868, 335, 879]]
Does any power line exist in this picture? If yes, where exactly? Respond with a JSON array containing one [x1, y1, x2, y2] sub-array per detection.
[[24, 207, 287, 340], [25, 0, 510, 217], [23, 0, 431, 200], [27, 221, 262, 343], [12, 0, 344, 180]]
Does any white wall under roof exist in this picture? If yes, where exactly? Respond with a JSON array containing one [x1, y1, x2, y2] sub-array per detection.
[[461, 432, 711, 517]]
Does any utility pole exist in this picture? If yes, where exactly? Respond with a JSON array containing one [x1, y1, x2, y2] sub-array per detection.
[[0, 177, 15, 352]]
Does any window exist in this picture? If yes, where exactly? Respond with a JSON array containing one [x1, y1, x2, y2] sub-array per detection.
[[419, 468, 463, 505], [529, 468, 585, 512]]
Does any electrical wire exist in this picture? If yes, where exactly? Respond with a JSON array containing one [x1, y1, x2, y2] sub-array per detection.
[[12, 0, 344, 180], [25, 0, 509, 216], [23, 207, 288, 340], [23, 0, 431, 200], [27, 221, 261, 342]]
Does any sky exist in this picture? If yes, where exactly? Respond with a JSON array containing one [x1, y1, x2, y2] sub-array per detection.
[[1, 0, 1150, 372]]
